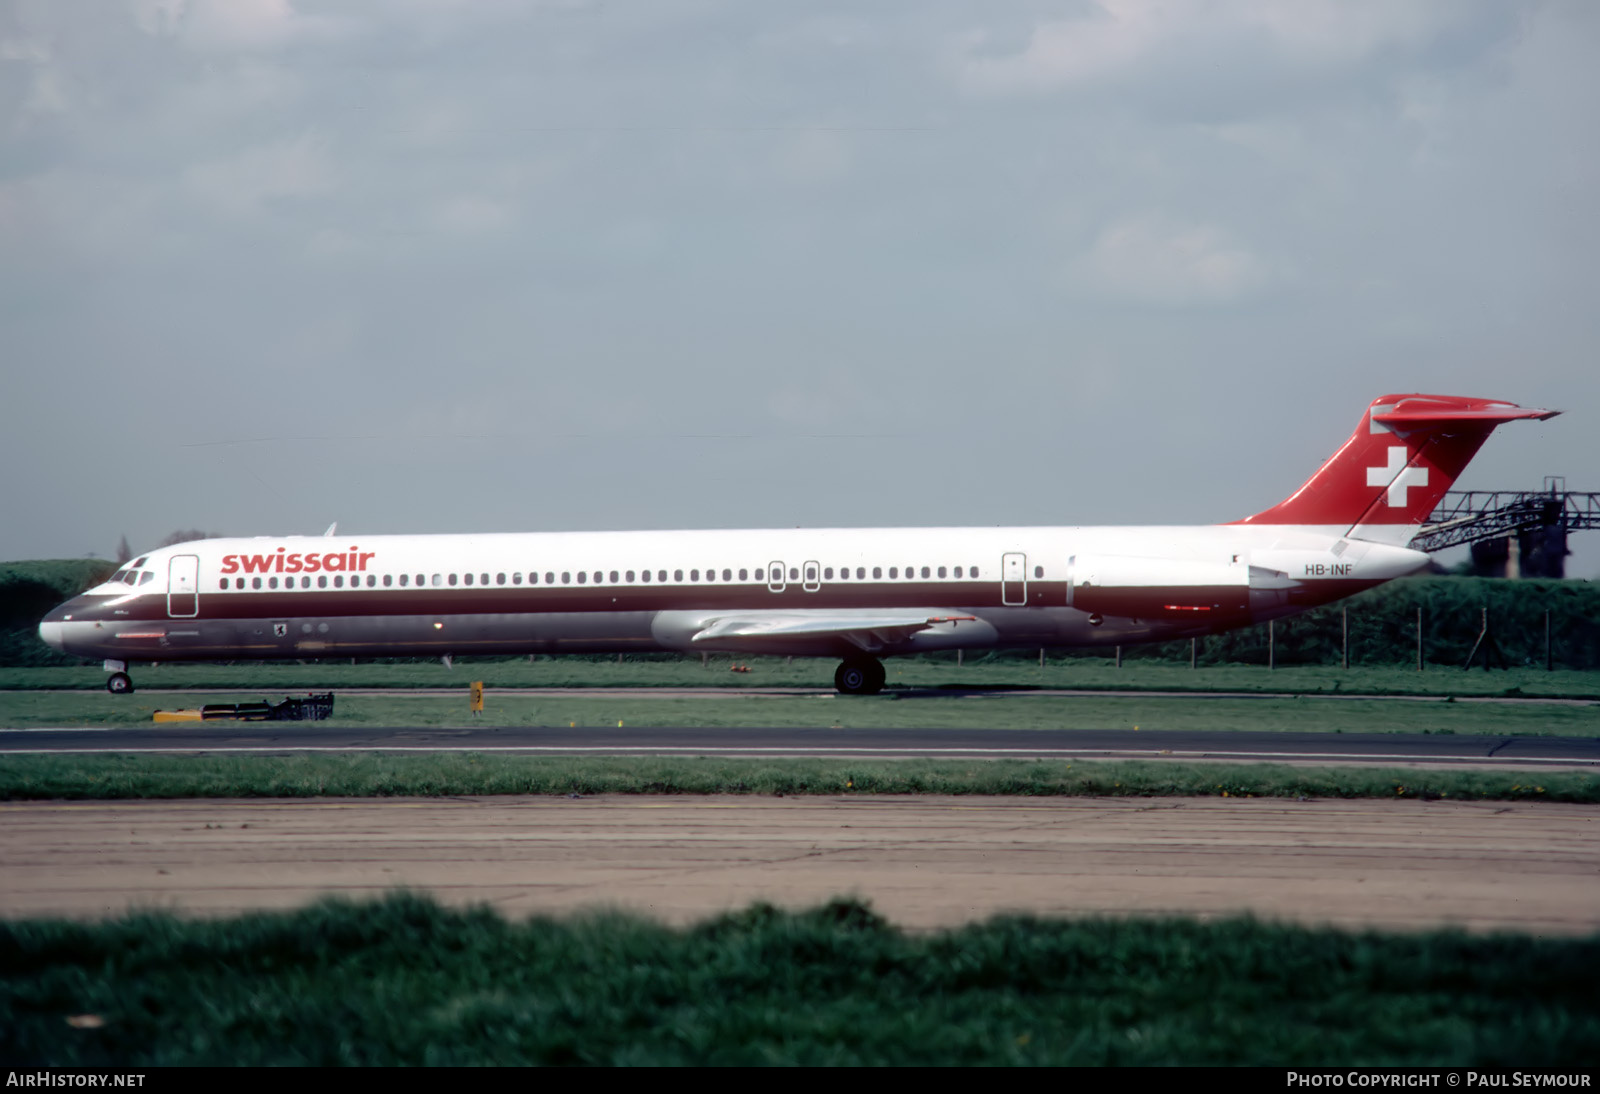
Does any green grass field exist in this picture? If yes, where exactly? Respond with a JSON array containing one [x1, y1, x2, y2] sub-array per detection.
[[4, 894, 1596, 1065], [9, 657, 1600, 697], [0, 753, 1590, 803], [2, 685, 1596, 735]]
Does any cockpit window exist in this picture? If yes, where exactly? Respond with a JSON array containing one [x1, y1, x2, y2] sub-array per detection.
[[132, 557, 147, 568], [138, 572, 154, 586], [110, 569, 130, 584]]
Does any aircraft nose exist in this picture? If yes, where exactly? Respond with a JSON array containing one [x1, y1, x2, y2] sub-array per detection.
[[39, 599, 78, 653]]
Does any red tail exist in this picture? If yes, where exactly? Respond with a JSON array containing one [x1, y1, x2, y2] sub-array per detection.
[[1234, 394, 1557, 544]]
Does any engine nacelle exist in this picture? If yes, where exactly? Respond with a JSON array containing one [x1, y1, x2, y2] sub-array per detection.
[[1068, 554, 1250, 619]]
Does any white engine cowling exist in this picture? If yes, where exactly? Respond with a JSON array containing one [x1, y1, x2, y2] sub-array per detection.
[[1068, 555, 1250, 619]]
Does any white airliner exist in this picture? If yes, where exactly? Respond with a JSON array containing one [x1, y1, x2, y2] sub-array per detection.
[[40, 394, 1555, 695]]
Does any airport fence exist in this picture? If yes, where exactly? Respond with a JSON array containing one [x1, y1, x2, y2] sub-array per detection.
[[1057, 576, 1600, 671]]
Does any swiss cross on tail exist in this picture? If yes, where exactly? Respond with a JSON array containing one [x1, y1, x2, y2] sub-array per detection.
[[1366, 446, 1429, 508], [1231, 394, 1557, 545]]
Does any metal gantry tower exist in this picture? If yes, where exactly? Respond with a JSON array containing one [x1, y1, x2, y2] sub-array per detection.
[[1413, 477, 1600, 576]]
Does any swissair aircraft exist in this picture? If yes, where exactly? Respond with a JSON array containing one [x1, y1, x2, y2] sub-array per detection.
[[40, 394, 1555, 696]]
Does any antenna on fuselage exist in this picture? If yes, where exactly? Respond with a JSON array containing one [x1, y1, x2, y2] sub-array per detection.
[[323, 522, 337, 537]]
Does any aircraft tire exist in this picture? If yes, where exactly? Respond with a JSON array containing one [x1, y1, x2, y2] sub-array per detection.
[[106, 672, 134, 696], [834, 659, 883, 696]]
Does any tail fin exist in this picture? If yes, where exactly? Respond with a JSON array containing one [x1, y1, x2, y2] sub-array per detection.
[[1233, 394, 1557, 544]]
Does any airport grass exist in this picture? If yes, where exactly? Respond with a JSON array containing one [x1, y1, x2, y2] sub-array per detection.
[[3, 687, 1597, 735], [4, 892, 1597, 1065], [0, 753, 1594, 803], [9, 658, 1600, 699]]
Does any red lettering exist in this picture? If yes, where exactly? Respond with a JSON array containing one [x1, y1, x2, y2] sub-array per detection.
[[221, 555, 239, 574], [360, 551, 376, 571], [303, 554, 322, 573], [275, 548, 286, 572], [285, 553, 303, 573], [241, 555, 274, 573], [322, 552, 345, 572]]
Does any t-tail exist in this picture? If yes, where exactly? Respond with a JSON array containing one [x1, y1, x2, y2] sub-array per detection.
[[1233, 394, 1558, 545]]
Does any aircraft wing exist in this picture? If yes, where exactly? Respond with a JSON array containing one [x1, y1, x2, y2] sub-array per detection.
[[690, 611, 977, 651]]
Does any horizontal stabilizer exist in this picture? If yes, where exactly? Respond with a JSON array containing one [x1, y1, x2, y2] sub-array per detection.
[[1371, 406, 1558, 430]]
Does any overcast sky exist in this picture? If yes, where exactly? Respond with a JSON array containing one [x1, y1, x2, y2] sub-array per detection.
[[2, 1, 1595, 574]]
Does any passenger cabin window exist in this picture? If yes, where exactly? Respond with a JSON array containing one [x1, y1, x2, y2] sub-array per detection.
[[561, 572, 570, 584], [641, 570, 651, 583], [789, 568, 798, 581], [400, 574, 409, 587], [252, 577, 262, 590], [754, 568, 764, 581], [738, 568, 748, 581], [657, 570, 667, 582], [610, 571, 619, 583], [824, 567, 833, 580], [464, 573, 473, 586], [873, 567, 882, 579], [220, 578, 229, 589], [577, 572, 587, 584], [1034, 565, 1043, 579], [432, 574, 442, 587], [384, 575, 393, 587], [497, 573, 506, 585], [690, 569, 700, 582], [269, 577, 278, 589], [888, 568, 897, 579], [921, 566, 930, 579], [448, 574, 457, 586], [675, 570, 683, 582]]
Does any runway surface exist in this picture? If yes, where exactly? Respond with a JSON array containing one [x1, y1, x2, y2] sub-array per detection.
[[4, 795, 1595, 933], [4, 723, 1598, 767], [28, 684, 1600, 704]]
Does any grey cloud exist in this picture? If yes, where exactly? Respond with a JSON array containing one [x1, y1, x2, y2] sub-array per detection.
[[1, 0, 1595, 574]]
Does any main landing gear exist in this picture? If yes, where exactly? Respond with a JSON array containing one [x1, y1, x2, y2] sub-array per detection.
[[834, 658, 886, 696]]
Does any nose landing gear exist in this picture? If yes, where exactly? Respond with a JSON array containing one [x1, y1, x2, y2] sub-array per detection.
[[107, 672, 134, 695], [834, 658, 886, 696]]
